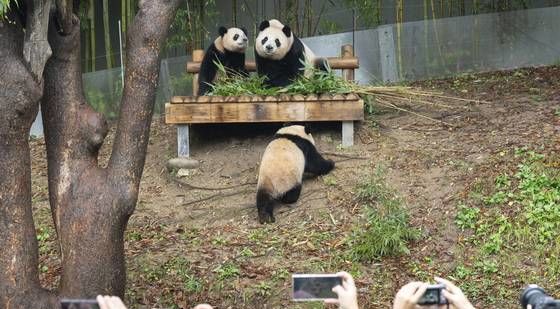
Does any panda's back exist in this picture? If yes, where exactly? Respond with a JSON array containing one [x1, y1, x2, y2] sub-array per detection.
[[257, 138, 305, 196]]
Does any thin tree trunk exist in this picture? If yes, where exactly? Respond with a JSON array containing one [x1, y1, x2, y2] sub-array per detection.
[[102, 0, 113, 68]]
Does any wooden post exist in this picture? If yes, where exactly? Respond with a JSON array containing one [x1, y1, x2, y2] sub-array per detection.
[[341, 44, 354, 147], [192, 49, 204, 96]]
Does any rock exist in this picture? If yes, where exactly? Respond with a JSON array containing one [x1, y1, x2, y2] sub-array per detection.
[[167, 157, 200, 170]]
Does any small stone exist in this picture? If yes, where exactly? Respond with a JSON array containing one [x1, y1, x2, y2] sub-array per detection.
[[167, 157, 200, 170], [176, 168, 191, 177]]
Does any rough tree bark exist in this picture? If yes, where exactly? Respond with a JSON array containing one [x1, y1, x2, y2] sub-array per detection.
[[1, 0, 180, 307]]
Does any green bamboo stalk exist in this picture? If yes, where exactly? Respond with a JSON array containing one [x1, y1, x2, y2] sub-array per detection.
[[121, 0, 126, 34], [88, 0, 96, 71], [396, 0, 403, 79], [232, 0, 237, 25], [103, 0, 113, 69]]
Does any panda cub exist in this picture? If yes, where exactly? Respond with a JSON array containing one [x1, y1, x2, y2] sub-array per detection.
[[256, 125, 335, 224], [255, 19, 328, 87], [198, 26, 248, 95]]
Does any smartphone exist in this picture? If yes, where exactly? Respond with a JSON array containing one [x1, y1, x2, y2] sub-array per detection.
[[60, 299, 100, 309], [417, 284, 448, 306], [292, 274, 342, 301]]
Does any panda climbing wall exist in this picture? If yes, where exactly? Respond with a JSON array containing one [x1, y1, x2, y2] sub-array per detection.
[[256, 125, 335, 224], [197, 26, 249, 95], [254, 19, 328, 87]]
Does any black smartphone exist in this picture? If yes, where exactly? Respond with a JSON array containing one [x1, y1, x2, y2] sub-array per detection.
[[292, 274, 343, 301], [60, 299, 100, 309], [417, 284, 448, 306]]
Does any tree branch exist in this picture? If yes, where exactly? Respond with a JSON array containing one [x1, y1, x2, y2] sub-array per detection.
[[108, 0, 180, 200], [23, 0, 52, 81]]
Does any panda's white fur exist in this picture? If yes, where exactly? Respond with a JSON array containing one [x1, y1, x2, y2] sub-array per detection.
[[254, 19, 327, 87], [216, 27, 248, 53], [198, 26, 248, 95], [255, 19, 317, 75], [256, 125, 334, 224]]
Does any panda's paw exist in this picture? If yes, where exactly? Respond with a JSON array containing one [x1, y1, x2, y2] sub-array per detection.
[[258, 213, 276, 224]]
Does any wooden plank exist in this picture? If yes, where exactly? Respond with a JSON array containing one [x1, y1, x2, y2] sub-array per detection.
[[165, 100, 364, 124], [186, 57, 359, 73]]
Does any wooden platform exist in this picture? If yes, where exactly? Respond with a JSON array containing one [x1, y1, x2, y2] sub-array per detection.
[[166, 44, 363, 160], [165, 94, 364, 124]]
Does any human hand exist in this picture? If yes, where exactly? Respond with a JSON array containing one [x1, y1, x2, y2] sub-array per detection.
[[193, 304, 213, 309], [435, 277, 475, 309], [393, 281, 429, 309], [324, 271, 359, 309], [96, 295, 127, 309]]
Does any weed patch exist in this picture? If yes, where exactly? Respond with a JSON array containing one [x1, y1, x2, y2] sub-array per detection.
[[346, 168, 420, 261]]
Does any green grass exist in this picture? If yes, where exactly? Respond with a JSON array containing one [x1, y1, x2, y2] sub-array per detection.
[[451, 149, 560, 306], [208, 61, 352, 96], [346, 168, 420, 261]]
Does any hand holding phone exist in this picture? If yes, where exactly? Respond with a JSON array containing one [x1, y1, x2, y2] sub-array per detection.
[[293, 274, 342, 301], [325, 272, 360, 309]]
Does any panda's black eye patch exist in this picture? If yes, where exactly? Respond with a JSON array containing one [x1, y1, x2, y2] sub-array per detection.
[[275, 39, 281, 47], [261, 37, 268, 45], [233, 34, 239, 41]]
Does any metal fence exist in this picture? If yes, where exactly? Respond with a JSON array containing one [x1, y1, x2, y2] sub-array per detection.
[[30, 6, 560, 136]]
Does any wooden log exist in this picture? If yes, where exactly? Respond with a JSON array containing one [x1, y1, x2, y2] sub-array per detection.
[[191, 50, 204, 95], [186, 57, 359, 73], [341, 45, 355, 82], [165, 100, 364, 124]]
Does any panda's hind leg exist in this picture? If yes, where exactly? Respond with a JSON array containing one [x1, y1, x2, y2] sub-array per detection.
[[257, 189, 276, 224], [280, 183, 302, 204]]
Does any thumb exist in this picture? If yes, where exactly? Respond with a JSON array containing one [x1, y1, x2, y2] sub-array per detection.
[[332, 285, 344, 295], [442, 289, 460, 304]]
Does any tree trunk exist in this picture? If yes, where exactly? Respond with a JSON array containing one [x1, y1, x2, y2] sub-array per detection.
[[0, 1, 57, 308], [0, 0, 180, 306]]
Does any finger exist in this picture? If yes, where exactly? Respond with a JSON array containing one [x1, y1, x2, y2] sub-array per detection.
[[398, 281, 424, 296], [324, 298, 340, 305], [332, 285, 344, 295], [193, 305, 213, 309], [435, 277, 460, 294], [442, 289, 459, 304], [96, 295, 109, 309], [410, 283, 429, 303], [109, 296, 127, 309]]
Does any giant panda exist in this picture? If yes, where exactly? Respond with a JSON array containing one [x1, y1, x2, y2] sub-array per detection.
[[254, 19, 328, 88], [197, 26, 249, 95], [256, 125, 335, 224]]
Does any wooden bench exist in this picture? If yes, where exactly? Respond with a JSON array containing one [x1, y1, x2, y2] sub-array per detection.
[[165, 44, 363, 159]]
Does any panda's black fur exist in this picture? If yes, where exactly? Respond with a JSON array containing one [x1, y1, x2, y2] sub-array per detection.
[[256, 125, 334, 224], [198, 26, 248, 95], [255, 20, 328, 88]]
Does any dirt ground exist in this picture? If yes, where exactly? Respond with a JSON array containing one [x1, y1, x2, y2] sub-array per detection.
[[31, 66, 559, 308]]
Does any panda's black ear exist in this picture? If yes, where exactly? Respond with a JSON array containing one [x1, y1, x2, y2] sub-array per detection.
[[282, 25, 292, 38], [240, 27, 248, 36], [218, 26, 228, 37], [258, 20, 270, 32]]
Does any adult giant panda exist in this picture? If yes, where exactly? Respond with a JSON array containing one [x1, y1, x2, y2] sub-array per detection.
[[197, 26, 249, 95], [256, 125, 335, 224], [255, 19, 328, 87]]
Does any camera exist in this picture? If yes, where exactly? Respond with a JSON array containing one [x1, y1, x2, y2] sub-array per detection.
[[520, 285, 560, 309], [417, 283, 448, 306]]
